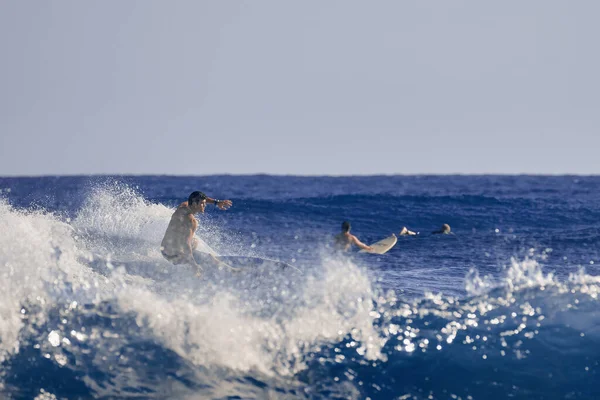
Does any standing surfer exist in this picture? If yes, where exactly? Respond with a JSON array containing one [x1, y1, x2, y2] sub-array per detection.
[[160, 191, 234, 275]]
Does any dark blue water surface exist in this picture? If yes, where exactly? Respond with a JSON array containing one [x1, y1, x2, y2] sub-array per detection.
[[0, 175, 599, 399]]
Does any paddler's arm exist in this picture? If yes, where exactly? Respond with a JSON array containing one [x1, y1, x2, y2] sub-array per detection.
[[352, 235, 373, 251], [206, 197, 233, 210]]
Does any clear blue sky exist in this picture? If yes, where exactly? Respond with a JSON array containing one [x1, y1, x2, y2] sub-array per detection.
[[1, 1, 598, 175]]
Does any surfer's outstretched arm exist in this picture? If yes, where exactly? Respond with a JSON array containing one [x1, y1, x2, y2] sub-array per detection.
[[205, 197, 233, 210]]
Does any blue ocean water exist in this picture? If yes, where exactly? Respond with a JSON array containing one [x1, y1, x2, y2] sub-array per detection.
[[0, 175, 599, 399]]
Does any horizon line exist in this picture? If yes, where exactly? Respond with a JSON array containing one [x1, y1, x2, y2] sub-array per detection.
[[1, 172, 599, 178]]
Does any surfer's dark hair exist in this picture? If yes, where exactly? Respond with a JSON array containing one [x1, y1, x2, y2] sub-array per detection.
[[188, 191, 207, 205], [341, 221, 351, 232]]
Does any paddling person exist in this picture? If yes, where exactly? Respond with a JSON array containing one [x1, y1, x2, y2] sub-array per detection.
[[333, 221, 373, 252], [160, 191, 235, 276], [432, 223, 452, 234]]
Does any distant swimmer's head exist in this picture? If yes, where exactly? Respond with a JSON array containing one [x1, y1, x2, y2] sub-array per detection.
[[341, 221, 351, 233], [188, 191, 208, 211], [432, 223, 451, 234]]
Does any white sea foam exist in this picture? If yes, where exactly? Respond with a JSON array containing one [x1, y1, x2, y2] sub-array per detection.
[[0, 186, 182, 365], [116, 254, 384, 377], [465, 257, 557, 297], [0, 200, 95, 362]]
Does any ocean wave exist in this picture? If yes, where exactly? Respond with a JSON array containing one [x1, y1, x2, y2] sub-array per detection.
[[1, 180, 600, 399]]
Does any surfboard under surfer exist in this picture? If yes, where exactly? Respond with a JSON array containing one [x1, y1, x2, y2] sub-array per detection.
[[333, 221, 373, 252], [160, 191, 235, 276]]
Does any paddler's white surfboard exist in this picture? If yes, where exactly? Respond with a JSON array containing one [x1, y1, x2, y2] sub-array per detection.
[[359, 234, 397, 254]]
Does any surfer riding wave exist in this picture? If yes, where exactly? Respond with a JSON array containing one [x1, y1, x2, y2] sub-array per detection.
[[160, 191, 235, 275]]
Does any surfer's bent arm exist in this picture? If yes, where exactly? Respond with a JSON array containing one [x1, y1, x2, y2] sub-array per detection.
[[352, 235, 372, 251], [205, 197, 233, 210], [187, 228, 201, 268]]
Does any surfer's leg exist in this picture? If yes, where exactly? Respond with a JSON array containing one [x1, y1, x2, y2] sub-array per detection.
[[161, 251, 187, 265], [192, 250, 217, 267]]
